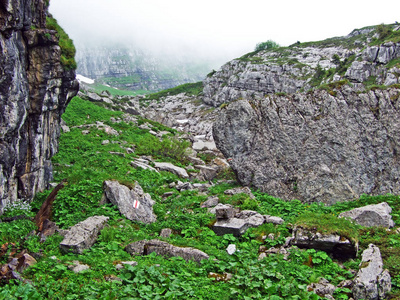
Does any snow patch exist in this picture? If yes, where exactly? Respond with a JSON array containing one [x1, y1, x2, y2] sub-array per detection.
[[76, 74, 95, 84]]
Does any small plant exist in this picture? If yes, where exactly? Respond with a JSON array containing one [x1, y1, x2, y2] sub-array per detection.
[[1, 200, 33, 219], [376, 24, 392, 40], [255, 40, 280, 52]]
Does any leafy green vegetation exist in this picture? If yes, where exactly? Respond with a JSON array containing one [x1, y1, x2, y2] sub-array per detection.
[[143, 81, 203, 101], [83, 82, 150, 96], [1, 96, 400, 299], [46, 16, 77, 70], [255, 40, 280, 51]]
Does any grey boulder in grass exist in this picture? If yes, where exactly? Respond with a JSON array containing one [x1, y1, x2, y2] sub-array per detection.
[[102, 180, 157, 224]]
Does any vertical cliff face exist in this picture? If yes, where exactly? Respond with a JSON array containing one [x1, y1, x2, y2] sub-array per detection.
[[0, 0, 78, 213], [213, 87, 400, 204]]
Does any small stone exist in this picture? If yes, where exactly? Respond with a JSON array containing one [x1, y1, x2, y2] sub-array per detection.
[[201, 196, 219, 208], [160, 228, 173, 238], [215, 204, 235, 220], [226, 244, 236, 255]]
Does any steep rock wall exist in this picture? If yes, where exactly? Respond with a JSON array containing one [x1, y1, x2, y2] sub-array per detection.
[[0, 0, 78, 213], [213, 87, 400, 204]]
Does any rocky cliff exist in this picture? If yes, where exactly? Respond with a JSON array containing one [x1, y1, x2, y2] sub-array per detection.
[[211, 24, 400, 203], [76, 45, 211, 92], [0, 0, 78, 213], [204, 25, 400, 107]]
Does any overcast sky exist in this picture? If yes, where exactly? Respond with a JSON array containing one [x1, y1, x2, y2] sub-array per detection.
[[50, 0, 400, 66]]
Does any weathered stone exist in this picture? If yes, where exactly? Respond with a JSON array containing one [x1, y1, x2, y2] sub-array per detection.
[[291, 227, 358, 259], [212, 218, 250, 237], [125, 239, 209, 263], [192, 140, 217, 151], [264, 215, 285, 225], [208, 203, 239, 215], [307, 278, 336, 298], [68, 261, 90, 273], [102, 180, 157, 224], [175, 181, 194, 191], [215, 204, 236, 220], [187, 156, 205, 165], [226, 244, 236, 255], [201, 196, 219, 208], [16, 254, 37, 273], [224, 187, 255, 199], [160, 228, 173, 238], [196, 165, 218, 181], [60, 216, 109, 254], [213, 210, 264, 237], [352, 244, 391, 300], [154, 162, 189, 179], [192, 183, 211, 192], [130, 160, 158, 172], [339, 202, 394, 228], [86, 92, 103, 102], [213, 87, 400, 204], [236, 210, 265, 227]]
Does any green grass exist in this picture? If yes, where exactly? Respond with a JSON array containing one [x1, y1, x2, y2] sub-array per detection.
[[83, 82, 150, 96], [46, 16, 76, 70], [143, 81, 203, 101], [1, 96, 400, 299]]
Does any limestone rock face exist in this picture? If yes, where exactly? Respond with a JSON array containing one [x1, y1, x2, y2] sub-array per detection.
[[339, 202, 395, 228], [0, 0, 78, 213], [213, 87, 400, 203], [203, 35, 400, 108]]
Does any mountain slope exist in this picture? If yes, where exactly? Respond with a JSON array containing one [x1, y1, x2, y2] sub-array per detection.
[[204, 24, 400, 107], [76, 45, 215, 92]]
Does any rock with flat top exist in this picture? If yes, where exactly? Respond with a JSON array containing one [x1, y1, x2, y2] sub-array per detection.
[[60, 216, 109, 254]]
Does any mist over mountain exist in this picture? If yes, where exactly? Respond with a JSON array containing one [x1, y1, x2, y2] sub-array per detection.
[[49, 0, 400, 91]]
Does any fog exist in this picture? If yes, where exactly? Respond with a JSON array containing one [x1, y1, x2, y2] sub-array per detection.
[[50, 0, 400, 70]]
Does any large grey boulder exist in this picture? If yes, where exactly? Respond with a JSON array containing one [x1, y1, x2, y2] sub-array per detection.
[[102, 180, 157, 224], [154, 162, 189, 179], [291, 227, 358, 259], [60, 216, 109, 254], [125, 239, 209, 263], [352, 244, 391, 300], [339, 202, 394, 228], [213, 87, 400, 204]]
